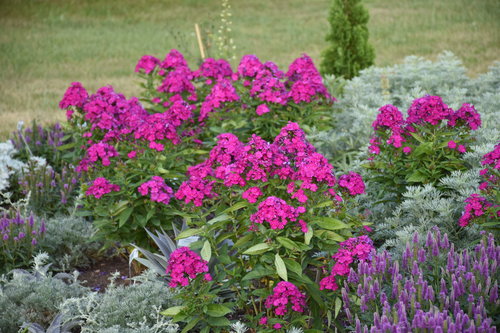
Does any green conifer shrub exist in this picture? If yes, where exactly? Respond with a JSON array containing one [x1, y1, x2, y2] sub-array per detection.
[[320, 0, 375, 79]]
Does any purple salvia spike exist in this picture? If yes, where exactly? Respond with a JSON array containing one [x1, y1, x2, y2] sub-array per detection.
[[342, 288, 350, 307], [29, 213, 34, 227], [360, 295, 367, 312], [426, 230, 433, 248], [373, 311, 381, 329], [447, 252, 455, 272], [432, 241, 439, 257], [355, 317, 362, 333], [441, 233, 450, 249], [345, 307, 353, 323], [489, 281, 498, 303], [413, 232, 419, 244], [418, 248, 426, 263]]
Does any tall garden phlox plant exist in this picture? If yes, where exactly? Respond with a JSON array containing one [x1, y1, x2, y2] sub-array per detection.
[[162, 122, 368, 330]]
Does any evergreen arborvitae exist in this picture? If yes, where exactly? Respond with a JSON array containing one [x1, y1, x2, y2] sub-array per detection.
[[320, 0, 375, 79]]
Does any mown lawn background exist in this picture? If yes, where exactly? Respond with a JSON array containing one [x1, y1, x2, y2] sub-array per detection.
[[0, 0, 499, 139]]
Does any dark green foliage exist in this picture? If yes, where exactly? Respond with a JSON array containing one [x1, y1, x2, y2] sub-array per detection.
[[320, 0, 375, 79]]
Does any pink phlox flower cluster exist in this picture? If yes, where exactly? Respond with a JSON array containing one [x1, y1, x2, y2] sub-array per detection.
[[264, 281, 307, 316], [83, 86, 148, 139], [138, 176, 174, 205], [285, 54, 333, 103], [248, 61, 288, 105], [177, 123, 360, 207], [237, 55, 264, 78], [175, 162, 217, 207], [79, 142, 119, 171], [448, 103, 481, 130], [459, 194, 492, 227], [407, 95, 453, 126], [320, 236, 374, 291], [372, 104, 405, 131], [256, 104, 270, 115], [273, 122, 316, 164], [194, 58, 233, 81], [242, 187, 263, 203], [368, 136, 381, 156], [85, 177, 120, 199], [135, 55, 160, 74], [250, 196, 305, 230], [481, 143, 500, 170], [135, 95, 193, 145], [338, 172, 366, 196], [158, 66, 196, 95], [159, 49, 189, 71], [199, 79, 240, 121], [166, 247, 211, 288], [59, 82, 89, 113]]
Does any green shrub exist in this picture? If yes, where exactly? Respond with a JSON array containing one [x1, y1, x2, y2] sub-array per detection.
[[320, 0, 375, 79]]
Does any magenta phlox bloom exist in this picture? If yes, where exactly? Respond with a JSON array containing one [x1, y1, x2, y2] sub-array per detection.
[[264, 281, 306, 316], [59, 82, 89, 111], [138, 176, 174, 205], [338, 172, 366, 196], [166, 247, 211, 288], [241, 187, 263, 203], [85, 177, 120, 199], [481, 143, 500, 170], [135, 55, 160, 74], [407, 95, 453, 126], [193, 58, 233, 80], [448, 103, 481, 130], [199, 79, 240, 121], [160, 49, 190, 71], [459, 194, 492, 227], [250, 196, 305, 230]]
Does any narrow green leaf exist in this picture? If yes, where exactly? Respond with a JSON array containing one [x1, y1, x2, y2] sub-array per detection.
[[207, 213, 230, 225], [201, 240, 211, 262], [177, 228, 202, 239], [243, 243, 271, 255], [284, 258, 303, 276], [181, 317, 201, 333], [314, 217, 349, 230], [242, 266, 274, 281], [223, 201, 249, 213], [119, 207, 133, 227], [275, 253, 288, 281], [205, 304, 232, 317], [276, 237, 299, 250], [160, 305, 185, 316], [335, 297, 342, 318]]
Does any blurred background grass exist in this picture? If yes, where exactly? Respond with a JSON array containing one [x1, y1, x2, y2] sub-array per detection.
[[0, 0, 499, 139]]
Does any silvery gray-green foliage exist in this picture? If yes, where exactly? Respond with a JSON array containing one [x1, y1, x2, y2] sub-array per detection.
[[317, 52, 500, 162], [0, 253, 88, 332], [60, 270, 177, 332], [38, 216, 100, 271]]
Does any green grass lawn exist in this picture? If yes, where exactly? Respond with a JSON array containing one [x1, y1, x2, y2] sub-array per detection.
[[0, 0, 498, 139]]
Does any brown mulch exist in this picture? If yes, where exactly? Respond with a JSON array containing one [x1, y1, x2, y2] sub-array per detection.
[[77, 255, 138, 292]]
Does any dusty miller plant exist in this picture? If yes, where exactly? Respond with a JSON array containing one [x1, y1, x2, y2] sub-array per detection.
[[60, 270, 178, 332]]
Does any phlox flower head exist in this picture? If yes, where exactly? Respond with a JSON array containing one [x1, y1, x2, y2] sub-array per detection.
[[481, 143, 500, 170], [448, 103, 481, 130], [338, 172, 365, 196], [458, 194, 492, 227], [138, 176, 174, 205], [199, 79, 240, 121], [241, 187, 263, 203], [286, 54, 333, 103], [250, 196, 305, 230], [85, 177, 120, 199], [135, 55, 160, 74], [166, 247, 211, 288], [59, 82, 89, 117], [194, 58, 233, 80], [264, 281, 306, 316], [406, 95, 453, 126], [160, 49, 189, 70], [372, 104, 404, 131]]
